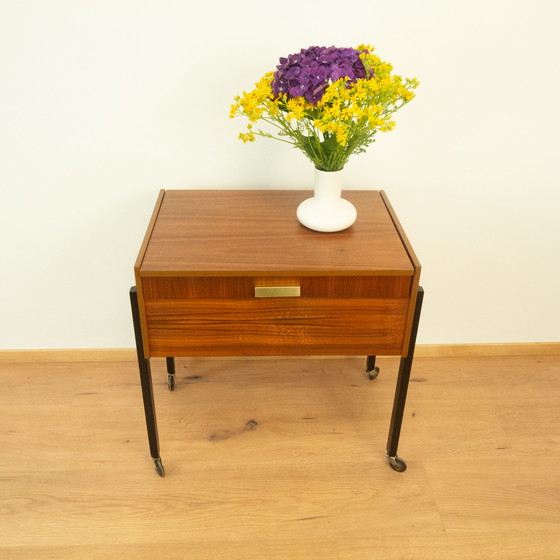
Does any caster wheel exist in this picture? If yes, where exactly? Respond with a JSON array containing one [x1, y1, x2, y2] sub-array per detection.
[[388, 455, 407, 472], [167, 373, 175, 391], [366, 366, 380, 380], [154, 457, 165, 477]]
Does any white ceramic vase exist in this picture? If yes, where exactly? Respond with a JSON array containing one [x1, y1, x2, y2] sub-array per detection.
[[296, 168, 357, 232]]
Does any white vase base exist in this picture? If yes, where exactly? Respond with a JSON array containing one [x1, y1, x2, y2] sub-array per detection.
[[296, 197, 357, 233]]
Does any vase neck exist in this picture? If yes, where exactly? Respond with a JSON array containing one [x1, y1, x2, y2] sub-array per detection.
[[314, 169, 343, 201]]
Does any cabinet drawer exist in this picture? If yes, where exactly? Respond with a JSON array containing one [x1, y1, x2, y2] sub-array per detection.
[[144, 297, 410, 357], [142, 275, 412, 300]]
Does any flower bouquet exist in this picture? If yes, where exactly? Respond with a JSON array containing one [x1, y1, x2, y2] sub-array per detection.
[[230, 45, 418, 231]]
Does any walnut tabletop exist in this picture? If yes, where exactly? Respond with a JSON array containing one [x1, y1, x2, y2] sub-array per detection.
[[138, 190, 415, 276]]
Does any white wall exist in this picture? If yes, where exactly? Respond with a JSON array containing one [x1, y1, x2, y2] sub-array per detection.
[[1, 0, 559, 349]]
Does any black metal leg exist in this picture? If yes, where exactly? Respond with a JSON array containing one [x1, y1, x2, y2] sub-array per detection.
[[130, 287, 165, 477], [166, 357, 175, 374], [386, 286, 424, 472], [365, 355, 379, 380], [166, 357, 176, 391]]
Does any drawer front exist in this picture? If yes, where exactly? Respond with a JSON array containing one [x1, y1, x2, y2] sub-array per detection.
[[142, 275, 411, 300], [142, 276, 412, 357]]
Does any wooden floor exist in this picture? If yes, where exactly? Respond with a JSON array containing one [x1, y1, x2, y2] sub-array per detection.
[[1, 354, 559, 559]]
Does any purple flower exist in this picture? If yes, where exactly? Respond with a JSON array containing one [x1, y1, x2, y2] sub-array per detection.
[[272, 46, 368, 105]]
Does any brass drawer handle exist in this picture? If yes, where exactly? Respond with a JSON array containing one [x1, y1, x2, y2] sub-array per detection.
[[254, 286, 301, 298]]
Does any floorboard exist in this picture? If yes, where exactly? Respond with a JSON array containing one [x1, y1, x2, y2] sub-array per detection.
[[1, 355, 559, 558]]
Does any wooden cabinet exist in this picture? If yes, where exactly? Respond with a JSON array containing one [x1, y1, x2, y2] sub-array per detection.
[[135, 190, 420, 358], [130, 189, 423, 476]]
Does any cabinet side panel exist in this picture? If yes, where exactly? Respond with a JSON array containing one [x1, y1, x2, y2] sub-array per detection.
[[134, 189, 166, 358], [379, 191, 421, 355]]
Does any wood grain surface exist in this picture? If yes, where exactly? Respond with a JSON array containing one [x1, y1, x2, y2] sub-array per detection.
[[142, 275, 413, 300], [1, 354, 559, 558], [139, 190, 415, 276], [145, 297, 409, 357]]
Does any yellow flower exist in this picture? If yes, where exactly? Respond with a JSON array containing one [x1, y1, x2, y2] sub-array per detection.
[[334, 123, 349, 146], [379, 120, 396, 132], [238, 131, 255, 143], [313, 119, 326, 133], [339, 106, 353, 120], [266, 100, 281, 117], [290, 106, 305, 120], [357, 43, 374, 53]]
